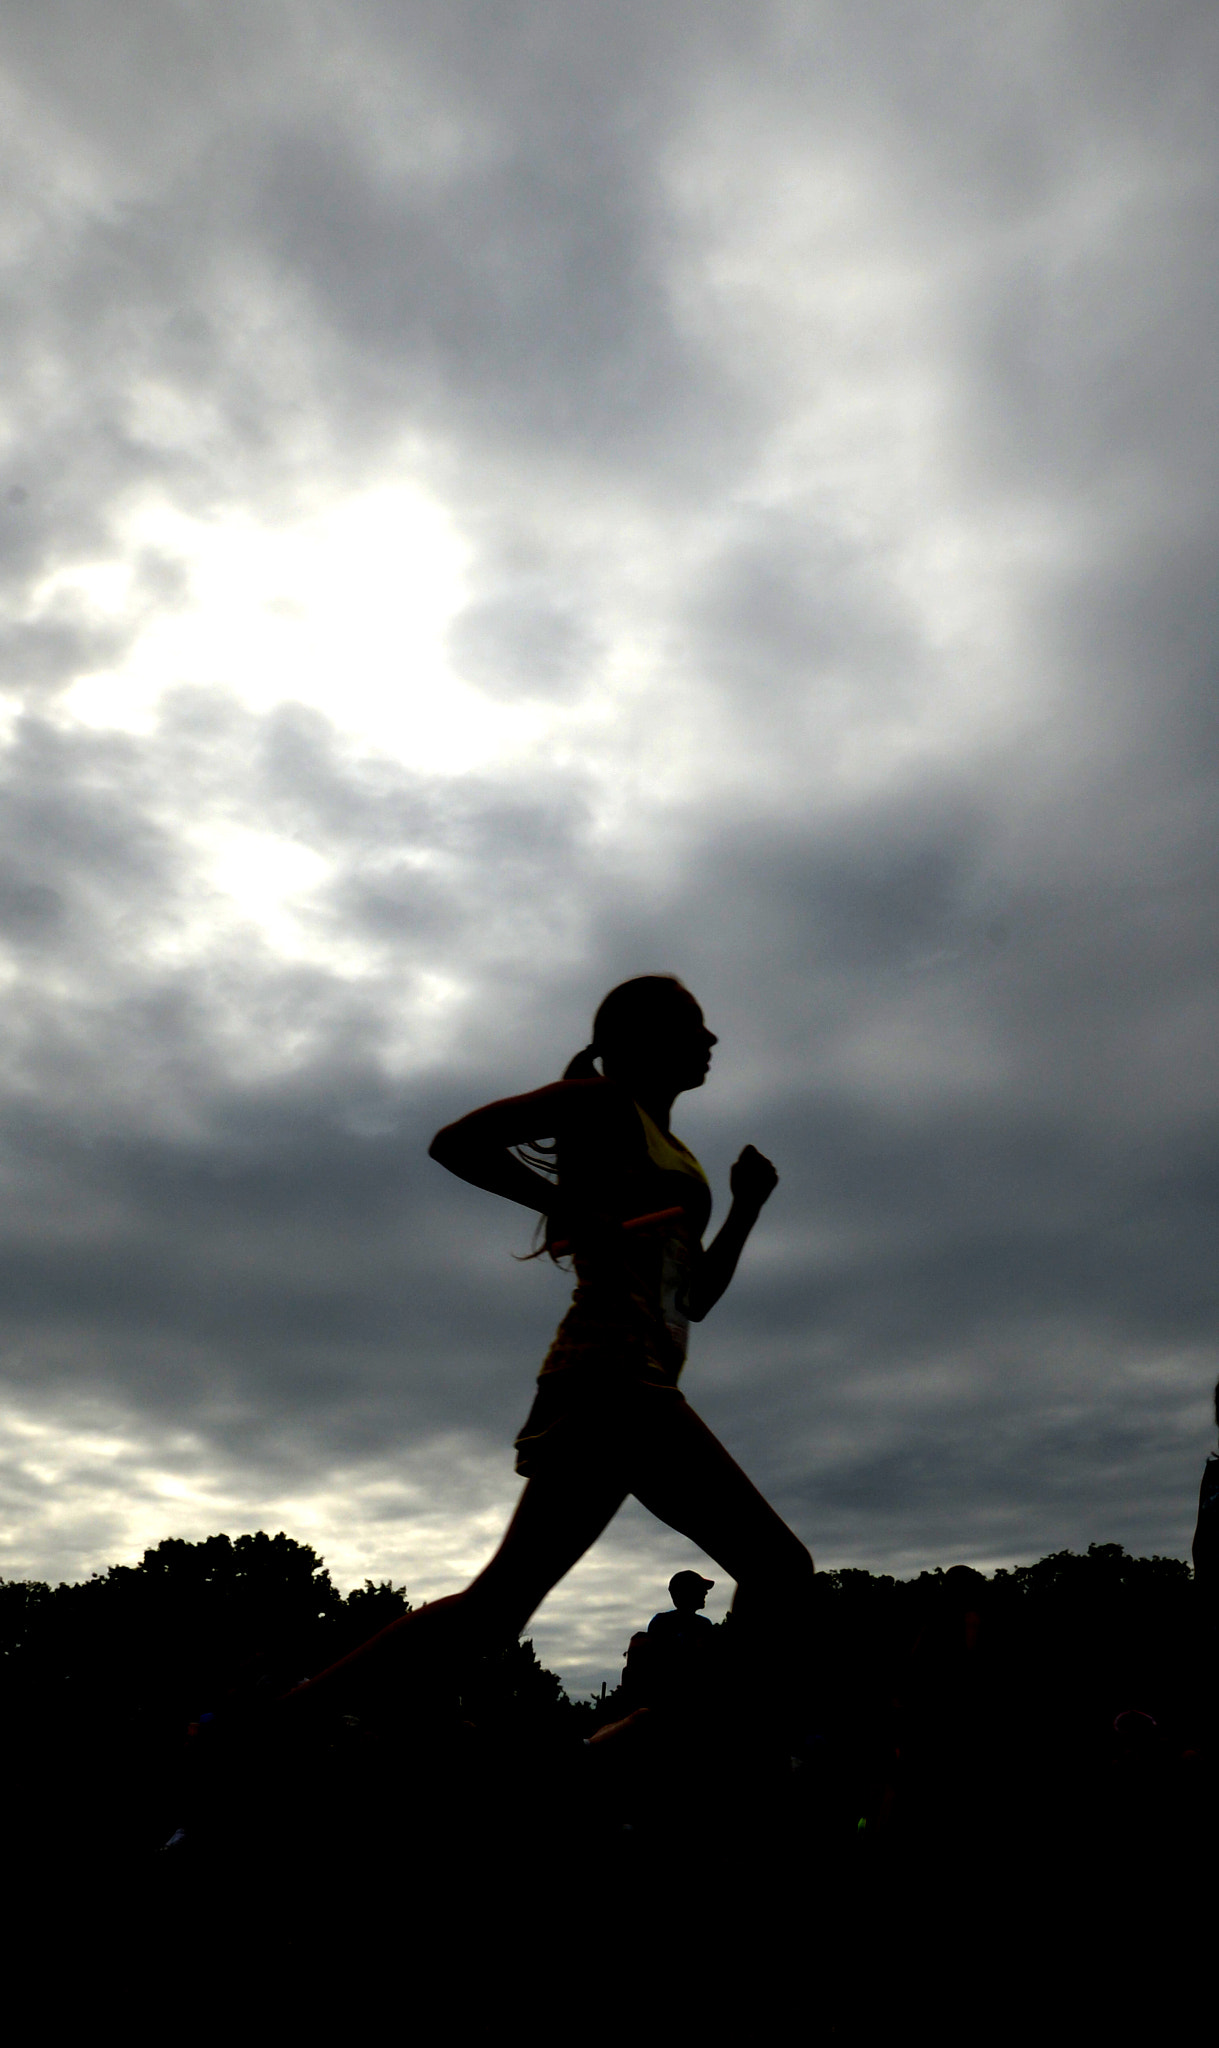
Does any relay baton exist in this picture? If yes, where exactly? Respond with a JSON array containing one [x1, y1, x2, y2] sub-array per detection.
[[550, 1205, 683, 1258]]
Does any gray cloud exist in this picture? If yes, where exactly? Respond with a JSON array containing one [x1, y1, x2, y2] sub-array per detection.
[[0, 3, 1217, 1686]]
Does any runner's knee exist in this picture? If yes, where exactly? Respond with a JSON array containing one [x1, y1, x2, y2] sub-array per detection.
[[738, 1525, 814, 1605], [459, 1568, 525, 1640], [775, 1532, 815, 1597]]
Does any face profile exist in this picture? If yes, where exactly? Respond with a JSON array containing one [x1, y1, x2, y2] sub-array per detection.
[[647, 990, 717, 1096], [669, 1569, 715, 1612], [596, 979, 718, 1098]]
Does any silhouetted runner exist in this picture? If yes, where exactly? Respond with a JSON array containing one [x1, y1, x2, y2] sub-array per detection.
[[288, 974, 814, 1725]]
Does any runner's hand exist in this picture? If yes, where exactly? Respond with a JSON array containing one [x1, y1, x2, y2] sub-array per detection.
[[729, 1145, 778, 1213]]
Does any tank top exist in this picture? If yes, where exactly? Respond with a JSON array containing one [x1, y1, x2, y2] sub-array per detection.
[[538, 1100, 711, 1384]]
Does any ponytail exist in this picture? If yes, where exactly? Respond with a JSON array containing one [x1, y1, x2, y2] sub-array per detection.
[[562, 1043, 601, 1081]]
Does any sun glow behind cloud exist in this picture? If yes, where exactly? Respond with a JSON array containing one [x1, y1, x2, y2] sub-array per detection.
[[50, 481, 557, 776], [14, 479, 585, 965]]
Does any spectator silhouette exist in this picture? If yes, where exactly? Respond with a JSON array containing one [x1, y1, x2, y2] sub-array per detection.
[[614, 1564, 721, 1728], [616, 1571, 716, 1715], [649, 1569, 715, 1646], [643, 1571, 718, 1711], [588, 1571, 725, 1844]]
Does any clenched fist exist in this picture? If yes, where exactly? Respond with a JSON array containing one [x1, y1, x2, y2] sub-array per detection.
[[729, 1144, 779, 1213]]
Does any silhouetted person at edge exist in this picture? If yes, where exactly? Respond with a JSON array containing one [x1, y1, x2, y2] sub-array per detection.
[[288, 974, 814, 1737], [1191, 1378, 1219, 1749], [1192, 1378, 1219, 1597]]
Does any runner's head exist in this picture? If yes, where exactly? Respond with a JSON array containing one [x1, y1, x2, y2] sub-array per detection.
[[564, 975, 716, 1094]]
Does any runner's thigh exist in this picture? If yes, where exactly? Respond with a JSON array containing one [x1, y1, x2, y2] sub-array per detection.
[[474, 1460, 629, 1624], [626, 1397, 811, 1585]]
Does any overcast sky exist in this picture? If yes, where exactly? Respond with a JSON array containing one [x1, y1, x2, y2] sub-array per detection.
[[1, 2, 1216, 1690]]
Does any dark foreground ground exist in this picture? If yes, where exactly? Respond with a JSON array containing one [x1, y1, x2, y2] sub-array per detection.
[[13, 1689, 1217, 2042], [11, 1671, 1219, 2036], [4, 1537, 1215, 2038]]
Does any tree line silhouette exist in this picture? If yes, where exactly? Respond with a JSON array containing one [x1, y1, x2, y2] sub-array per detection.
[[0, 1529, 577, 1734], [1, 1530, 1207, 1856], [0, 1533, 1203, 1742], [0, 1530, 589, 1876]]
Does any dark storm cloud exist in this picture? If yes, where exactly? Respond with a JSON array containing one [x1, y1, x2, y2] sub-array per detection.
[[0, 1, 1218, 1646]]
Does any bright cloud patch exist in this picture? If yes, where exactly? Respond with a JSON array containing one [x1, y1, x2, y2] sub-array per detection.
[[47, 483, 560, 774]]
